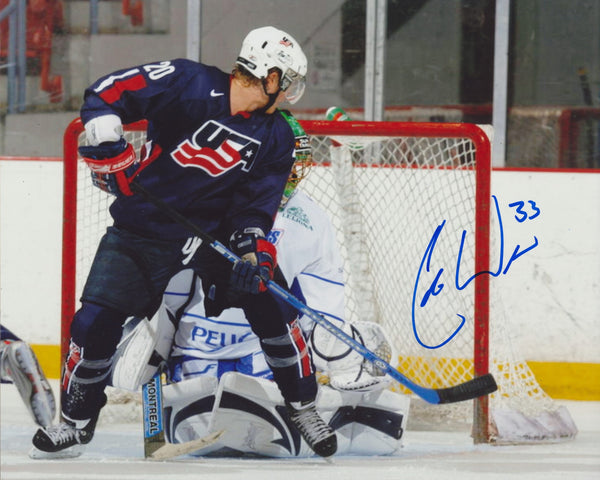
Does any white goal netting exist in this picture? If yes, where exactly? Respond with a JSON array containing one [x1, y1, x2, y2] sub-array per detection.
[[62, 118, 577, 443]]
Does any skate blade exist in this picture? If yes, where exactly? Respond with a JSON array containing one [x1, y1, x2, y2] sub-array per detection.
[[28, 444, 85, 460]]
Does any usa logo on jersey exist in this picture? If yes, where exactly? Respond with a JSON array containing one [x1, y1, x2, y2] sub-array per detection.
[[171, 120, 261, 176]]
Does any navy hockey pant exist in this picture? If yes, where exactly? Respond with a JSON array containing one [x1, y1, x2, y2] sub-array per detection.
[[62, 226, 316, 420]]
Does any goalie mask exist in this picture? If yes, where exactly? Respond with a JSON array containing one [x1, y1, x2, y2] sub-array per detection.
[[279, 111, 312, 209], [280, 143, 312, 209], [237, 26, 307, 104]]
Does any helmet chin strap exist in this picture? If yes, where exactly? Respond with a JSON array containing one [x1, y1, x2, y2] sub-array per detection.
[[260, 78, 281, 113]]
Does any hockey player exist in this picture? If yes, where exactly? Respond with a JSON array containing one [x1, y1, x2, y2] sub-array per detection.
[[31, 26, 337, 459], [166, 144, 351, 387], [1, 324, 56, 428], [110, 146, 409, 457]]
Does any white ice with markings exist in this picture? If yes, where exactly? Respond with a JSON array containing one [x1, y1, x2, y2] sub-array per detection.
[[1, 381, 599, 480]]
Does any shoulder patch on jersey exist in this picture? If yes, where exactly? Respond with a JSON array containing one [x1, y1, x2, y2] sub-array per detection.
[[281, 206, 313, 231]]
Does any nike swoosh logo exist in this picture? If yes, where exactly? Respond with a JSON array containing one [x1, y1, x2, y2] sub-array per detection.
[[210, 89, 224, 97]]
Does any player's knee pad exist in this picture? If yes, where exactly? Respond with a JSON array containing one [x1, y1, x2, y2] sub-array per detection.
[[61, 339, 110, 418], [240, 283, 298, 339], [260, 319, 313, 373], [63, 302, 126, 414], [71, 302, 128, 358], [260, 319, 316, 402]]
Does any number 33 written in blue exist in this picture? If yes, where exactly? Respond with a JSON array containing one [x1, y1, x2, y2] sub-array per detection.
[[508, 200, 541, 223]]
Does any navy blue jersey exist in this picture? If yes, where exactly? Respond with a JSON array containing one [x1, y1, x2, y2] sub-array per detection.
[[80, 58, 296, 241]]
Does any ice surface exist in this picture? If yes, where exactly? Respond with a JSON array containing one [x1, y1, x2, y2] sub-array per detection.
[[1, 381, 599, 480]]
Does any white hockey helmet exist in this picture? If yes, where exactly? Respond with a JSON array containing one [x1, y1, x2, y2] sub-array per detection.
[[237, 26, 307, 104]]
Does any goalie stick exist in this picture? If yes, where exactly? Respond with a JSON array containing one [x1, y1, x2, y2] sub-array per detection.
[[142, 370, 224, 460], [131, 181, 497, 405]]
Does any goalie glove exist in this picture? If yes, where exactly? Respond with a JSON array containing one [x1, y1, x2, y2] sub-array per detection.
[[79, 138, 138, 196], [313, 321, 394, 392], [229, 228, 277, 294], [329, 370, 391, 392]]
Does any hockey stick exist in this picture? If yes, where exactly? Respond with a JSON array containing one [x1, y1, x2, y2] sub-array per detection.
[[130, 181, 497, 404], [142, 370, 224, 460]]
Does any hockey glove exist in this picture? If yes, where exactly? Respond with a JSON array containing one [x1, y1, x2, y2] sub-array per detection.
[[229, 229, 277, 294], [79, 138, 138, 196]]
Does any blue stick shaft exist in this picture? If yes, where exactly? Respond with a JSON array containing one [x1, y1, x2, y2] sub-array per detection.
[[131, 181, 496, 405]]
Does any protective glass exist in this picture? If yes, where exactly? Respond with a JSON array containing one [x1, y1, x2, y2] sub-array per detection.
[[281, 69, 306, 104]]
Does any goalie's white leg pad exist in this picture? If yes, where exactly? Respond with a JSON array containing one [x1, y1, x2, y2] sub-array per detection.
[[111, 317, 157, 392], [111, 273, 183, 391], [313, 386, 409, 456], [208, 372, 409, 457], [162, 376, 222, 455], [208, 371, 311, 457], [342, 389, 410, 455]]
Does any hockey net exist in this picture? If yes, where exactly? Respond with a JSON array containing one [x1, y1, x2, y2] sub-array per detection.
[[314, 105, 600, 169], [62, 117, 577, 444]]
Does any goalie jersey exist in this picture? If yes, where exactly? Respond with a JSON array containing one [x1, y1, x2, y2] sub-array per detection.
[[168, 189, 345, 377], [80, 58, 296, 241]]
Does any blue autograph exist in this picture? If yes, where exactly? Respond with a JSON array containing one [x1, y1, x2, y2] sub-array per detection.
[[411, 195, 540, 349]]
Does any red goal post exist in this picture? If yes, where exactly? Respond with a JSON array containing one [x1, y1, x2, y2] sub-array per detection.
[[63, 118, 496, 440]]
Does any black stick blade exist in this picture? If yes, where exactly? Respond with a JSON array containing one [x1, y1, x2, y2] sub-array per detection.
[[436, 373, 498, 404]]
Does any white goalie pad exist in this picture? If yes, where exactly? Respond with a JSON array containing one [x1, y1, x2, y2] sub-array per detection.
[[111, 270, 195, 391], [111, 317, 157, 391], [212, 372, 409, 457], [163, 371, 410, 458], [111, 314, 176, 392], [162, 375, 221, 455]]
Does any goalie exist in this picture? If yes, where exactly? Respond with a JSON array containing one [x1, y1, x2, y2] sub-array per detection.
[[112, 139, 410, 457]]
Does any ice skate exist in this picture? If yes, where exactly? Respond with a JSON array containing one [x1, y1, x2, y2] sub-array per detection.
[[0, 340, 56, 427], [286, 400, 337, 457], [29, 414, 98, 459]]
